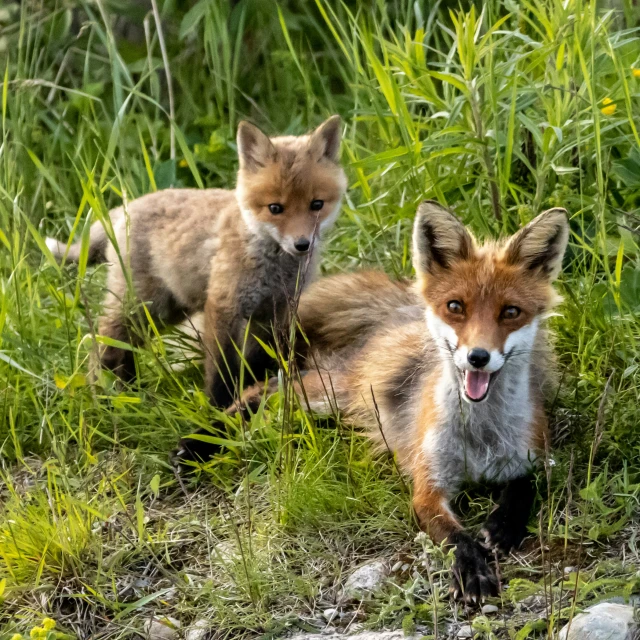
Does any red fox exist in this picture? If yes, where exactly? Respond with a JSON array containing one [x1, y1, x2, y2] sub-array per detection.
[[231, 201, 569, 602], [46, 117, 347, 412]]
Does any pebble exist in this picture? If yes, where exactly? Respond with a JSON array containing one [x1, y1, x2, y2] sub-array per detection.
[[558, 602, 638, 640], [143, 617, 181, 640], [185, 619, 210, 640], [457, 625, 474, 638], [289, 632, 420, 640], [481, 603, 500, 614], [322, 608, 339, 622], [343, 560, 388, 598]]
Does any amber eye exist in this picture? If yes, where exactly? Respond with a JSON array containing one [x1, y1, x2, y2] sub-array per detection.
[[502, 305, 521, 320], [310, 199, 324, 211], [447, 300, 464, 315], [269, 203, 284, 214]]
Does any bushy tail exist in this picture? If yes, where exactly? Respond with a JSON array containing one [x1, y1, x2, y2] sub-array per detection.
[[297, 270, 419, 356], [45, 220, 109, 264]]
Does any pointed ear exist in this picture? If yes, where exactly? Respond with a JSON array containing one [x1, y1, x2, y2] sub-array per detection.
[[412, 201, 474, 276], [503, 208, 569, 280], [308, 115, 342, 162], [237, 121, 276, 171]]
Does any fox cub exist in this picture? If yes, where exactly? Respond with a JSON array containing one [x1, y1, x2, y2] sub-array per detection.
[[47, 117, 347, 408], [233, 201, 569, 603]]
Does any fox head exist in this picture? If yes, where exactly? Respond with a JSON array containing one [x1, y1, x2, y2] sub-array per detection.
[[235, 116, 347, 257], [413, 201, 569, 403]]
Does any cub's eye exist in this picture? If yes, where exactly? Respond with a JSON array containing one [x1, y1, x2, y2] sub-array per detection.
[[447, 300, 464, 315], [502, 306, 521, 320], [268, 203, 284, 214], [310, 199, 324, 211]]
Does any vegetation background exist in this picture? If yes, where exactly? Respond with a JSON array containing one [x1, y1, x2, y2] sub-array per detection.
[[0, 0, 639, 637]]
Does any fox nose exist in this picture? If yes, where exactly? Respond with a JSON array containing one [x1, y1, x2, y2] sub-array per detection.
[[294, 237, 311, 253], [468, 348, 491, 369]]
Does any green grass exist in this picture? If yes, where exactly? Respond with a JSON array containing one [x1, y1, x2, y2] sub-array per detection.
[[1, 0, 640, 637]]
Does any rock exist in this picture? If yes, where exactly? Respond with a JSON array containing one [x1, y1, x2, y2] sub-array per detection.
[[558, 603, 638, 640], [185, 619, 210, 640], [144, 617, 181, 640], [482, 603, 500, 614], [343, 560, 388, 598], [322, 608, 339, 622], [289, 632, 420, 640], [604, 596, 640, 607], [457, 625, 474, 638]]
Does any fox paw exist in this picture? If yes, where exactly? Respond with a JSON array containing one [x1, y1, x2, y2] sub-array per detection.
[[450, 532, 499, 604], [481, 508, 528, 554], [171, 431, 222, 473]]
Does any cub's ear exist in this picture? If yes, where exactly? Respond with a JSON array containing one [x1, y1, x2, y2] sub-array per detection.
[[237, 121, 276, 171], [503, 207, 569, 280], [412, 200, 473, 277], [309, 115, 342, 163]]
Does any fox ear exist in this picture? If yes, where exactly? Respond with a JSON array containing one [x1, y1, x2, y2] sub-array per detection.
[[237, 121, 276, 171], [412, 200, 473, 276], [504, 208, 569, 280], [309, 115, 342, 163]]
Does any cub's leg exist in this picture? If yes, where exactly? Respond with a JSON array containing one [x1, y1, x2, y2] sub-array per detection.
[[174, 368, 344, 467], [95, 268, 140, 380], [95, 263, 187, 381], [203, 300, 243, 408], [412, 465, 499, 604], [481, 474, 536, 554]]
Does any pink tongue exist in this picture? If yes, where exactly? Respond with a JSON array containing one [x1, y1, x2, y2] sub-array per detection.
[[465, 370, 491, 400]]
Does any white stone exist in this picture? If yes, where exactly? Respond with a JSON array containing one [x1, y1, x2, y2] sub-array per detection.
[[558, 603, 638, 640], [289, 633, 420, 640], [144, 617, 181, 640], [482, 603, 500, 614], [343, 560, 388, 598], [457, 625, 474, 638], [322, 608, 339, 622], [185, 619, 209, 640]]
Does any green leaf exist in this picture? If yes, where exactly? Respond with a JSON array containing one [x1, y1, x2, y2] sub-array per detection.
[[180, 0, 208, 40], [150, 474, 161, 497]]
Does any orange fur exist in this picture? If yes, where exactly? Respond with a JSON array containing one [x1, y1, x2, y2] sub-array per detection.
[[238, 201, 569, 600]]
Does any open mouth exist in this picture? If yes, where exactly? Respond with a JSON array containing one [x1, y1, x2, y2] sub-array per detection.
[[463, 370, 499, 402]]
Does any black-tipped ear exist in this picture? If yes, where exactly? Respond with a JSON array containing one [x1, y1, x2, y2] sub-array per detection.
[[412, 201, 474, 276], [504, 208, 569, 280], [237, 121, 276, 171], [309, 115, 342, 163]]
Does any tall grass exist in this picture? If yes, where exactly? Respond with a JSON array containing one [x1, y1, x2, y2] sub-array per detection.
[[0, 0, 639, 637]]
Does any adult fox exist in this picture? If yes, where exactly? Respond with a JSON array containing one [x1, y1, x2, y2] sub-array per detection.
[[227, 201, 569, 602]]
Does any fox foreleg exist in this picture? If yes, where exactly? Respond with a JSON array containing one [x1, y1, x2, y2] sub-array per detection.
[[481, 474, 536, 554], [412, 465, 499, 604]]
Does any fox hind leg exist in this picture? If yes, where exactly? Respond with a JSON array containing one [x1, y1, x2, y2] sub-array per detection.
[[174, 368, 346, 469], [95, 289, 139, 381]]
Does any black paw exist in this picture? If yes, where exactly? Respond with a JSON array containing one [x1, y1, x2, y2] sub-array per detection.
[[449, 531, 499, 604], [171, 428, 224, 472], [481, 506, 528, 554]]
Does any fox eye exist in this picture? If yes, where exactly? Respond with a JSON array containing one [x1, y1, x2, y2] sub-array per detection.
[[502, 305, 521, 320], [310, 199, 324, 211], [447, 300, 464, 315], [268, 203, 284, 214]]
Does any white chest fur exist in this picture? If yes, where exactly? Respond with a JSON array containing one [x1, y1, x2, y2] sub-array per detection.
[[422, 361, 537, 494]]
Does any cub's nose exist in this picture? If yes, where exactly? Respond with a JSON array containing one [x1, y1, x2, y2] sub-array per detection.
[[294, 237, 311, 253], [467, 348, 491, 369]]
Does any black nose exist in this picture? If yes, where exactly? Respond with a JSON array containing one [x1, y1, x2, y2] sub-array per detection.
[[467, 348, 491, 368], [294, 237, 310, 252]]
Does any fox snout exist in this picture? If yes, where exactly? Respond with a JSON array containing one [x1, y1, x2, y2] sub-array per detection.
[[293, 236, 311, 253], [467, 348, 490, 369]]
